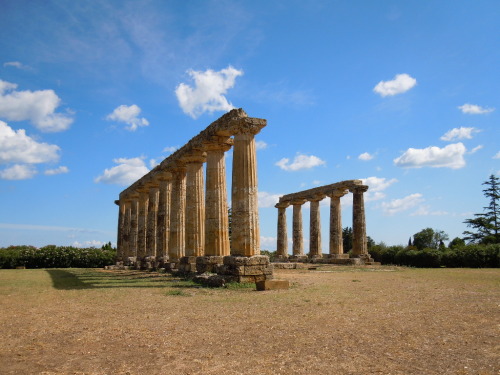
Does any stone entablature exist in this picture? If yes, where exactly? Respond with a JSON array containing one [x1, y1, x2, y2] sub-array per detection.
[[114, 109, 272, 281], [275, 180, 374, 264]]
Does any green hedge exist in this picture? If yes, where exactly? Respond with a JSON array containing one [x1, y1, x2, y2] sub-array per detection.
[[0, 245, 116, 269], [370, 244, 499, 268]]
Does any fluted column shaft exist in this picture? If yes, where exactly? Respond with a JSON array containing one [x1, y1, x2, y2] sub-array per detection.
[[146, 186, 159, 258], [231, 132, 261, 256], [329, 191, 346, 255], [185, 154, 206, 257], [276, 203, 289, 257], [157, 177, 172, 260], [204, 138, 232, 256], [122, 201, 131, 260], [168, 166, 187, 261], [116, 200, 126, 262], [129, 198, 139, 258], [309, 198, 323, 257], [352, 186, 368, 256], [292, 200, 306, 256], [137, 192, 149, 260]]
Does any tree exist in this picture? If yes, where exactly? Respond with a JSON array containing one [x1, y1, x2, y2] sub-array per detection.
[[342, 227, 353, 253], [412, 228, 449, 250], [448, 237, 465, 249], [463, 174, 500, 244]]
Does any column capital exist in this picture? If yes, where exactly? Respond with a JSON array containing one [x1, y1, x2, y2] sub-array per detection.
[[327, 189, 349, 198], [308, 194, 326, 202], [157, 171, 173, 181], [180, 149, 207, 164], [350, 185, 369, 193], [275, 201, 290, 209], [231, 117, 266, 136], [202, 136, 233, 152], [290, 198, 308, 206]]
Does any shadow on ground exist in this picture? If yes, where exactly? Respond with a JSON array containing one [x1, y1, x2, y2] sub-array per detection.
[[46, 269, 184, 290]]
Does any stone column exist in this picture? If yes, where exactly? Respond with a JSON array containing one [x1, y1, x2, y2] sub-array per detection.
[[291, 199, 307, 257], [129, 197, 139, 260], [137, 191, 149, 263], [203, 137, 233, 256], [121, 200, 131, 261], [352, 185, 369, 256], [184, 151, 206, 257], [309, 196, 324, 258], [275, 202, 289, 258], [328, 190, 347, 257], [146, 185, 159, 260], [231, 127, 262, 257], [157, 174, 172, 262], [168, 165, 187, 262], [116, 199, 126, 263]]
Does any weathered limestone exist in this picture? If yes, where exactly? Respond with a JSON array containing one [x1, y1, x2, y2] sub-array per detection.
[[309, 195, 324, 258], [204, 137, 232, 257], [146, 185, 159, 261], [275, 202, 289, 259], [137, 191, 149, 263], [351, 185, 369, 257], [156, 175, 172, 262], [121, 200, 131, 261], [168, 165, 187, 262], [116, 200, 126, 262], [128, 197, 139, 262], [292, 199, 307, 257], [329, 190, 347, 257], [231, 122, 264, 256]]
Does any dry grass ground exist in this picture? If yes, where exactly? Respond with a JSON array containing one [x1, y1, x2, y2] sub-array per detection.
[[0, 266, 498, 375]]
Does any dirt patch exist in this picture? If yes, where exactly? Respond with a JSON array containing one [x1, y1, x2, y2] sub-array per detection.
[[0, 266, 498, 375]]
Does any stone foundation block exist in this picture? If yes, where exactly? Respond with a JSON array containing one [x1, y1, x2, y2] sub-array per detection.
[[196, 256, 224, 273], [288, 255, 308, 263], [223, 255, 270, 266], [328, 254, 350, 259], [256, 280, 290, 291]]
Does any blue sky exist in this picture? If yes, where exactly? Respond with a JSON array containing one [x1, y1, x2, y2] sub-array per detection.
[[0, 0, 498, 249]]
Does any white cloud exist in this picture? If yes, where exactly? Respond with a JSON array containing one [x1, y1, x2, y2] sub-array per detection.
[[3, 61, 30, 70], [0, 164, 37, 180], [163, 146, 179, 153], [94, 157, 149, 186], [469, 145, 483, 154], [411, 205, 448, 216], [258, 191, 282, 208], [493, 151, 500, 159], [373, 73, 417, 97], [275, 153, 326, 171], [458, 103, 494, 114], [358, 152, 374, 161], [394, 143, 466, 169], [381, 193, 424, 215], [175, 66, 243, 118], [72, 240, 106, 248], [0, 121, 60, 164], [260, 236, 277, 250], [255, 140, 268, 150], [440, 127, 480, 141], [361, 176, 398, 202], [106, 104, 149, 131], [0, 79, 73, 132], [44, 166, 69, 176]]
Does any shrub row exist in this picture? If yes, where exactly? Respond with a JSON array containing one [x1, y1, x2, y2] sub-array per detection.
[[369, 244, 499, 268], [0, 245, 116, 269]]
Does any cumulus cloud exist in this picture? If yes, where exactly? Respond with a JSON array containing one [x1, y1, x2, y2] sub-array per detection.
[[256, 140, 268, 150], [0, 164, 37, 180], [440, 127, 480, 141], [175, 66, 243, 118], [411, 205, 448, 216], [381, 193, 424, 215], [358, 152, 374, 161], [44, 166, 69, 176], [361, 176, 398, 201], [373, 73, 417, 97], [3, 61, 30, 70], [493, 151, 500, 159], [260, 236, 277, 250], [94, 157, 149, 186], [0, 79, 73, 132], [458, 103, 494, 114], [163, 146, 180, 154], [0, 121, 60, 164], [258, 191, 282, 208], [106, 104, 149, 131], [275, 153, 326, 171], [394, 143, 467, 169]]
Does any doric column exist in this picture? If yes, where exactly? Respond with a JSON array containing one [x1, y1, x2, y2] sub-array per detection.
[[137, 191, 149, 260], [183, 151, 206, 257], [146, 185, 159, 258], [231, 126, 262, 257], [275, 202, 289, 258], [291, 199, 307, 256], [116, 199, 126, 262], [157, 174, 172, 261], [309, 195, 325, 258], [351, 185, 369, 256], [121, 200, 131, 260], [168, 165, 187, 262], [129, 197, 139, 258], [203, 137, 233, 256], [328, 190, 347, 256]]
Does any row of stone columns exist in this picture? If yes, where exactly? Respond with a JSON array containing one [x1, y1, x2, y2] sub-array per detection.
[[116, 124, 263, 266], [275, 185, 369, 259]]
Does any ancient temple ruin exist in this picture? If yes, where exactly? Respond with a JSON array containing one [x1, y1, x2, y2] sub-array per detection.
[[275, 180, 376, 265], [114, 109, 272, 282]]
